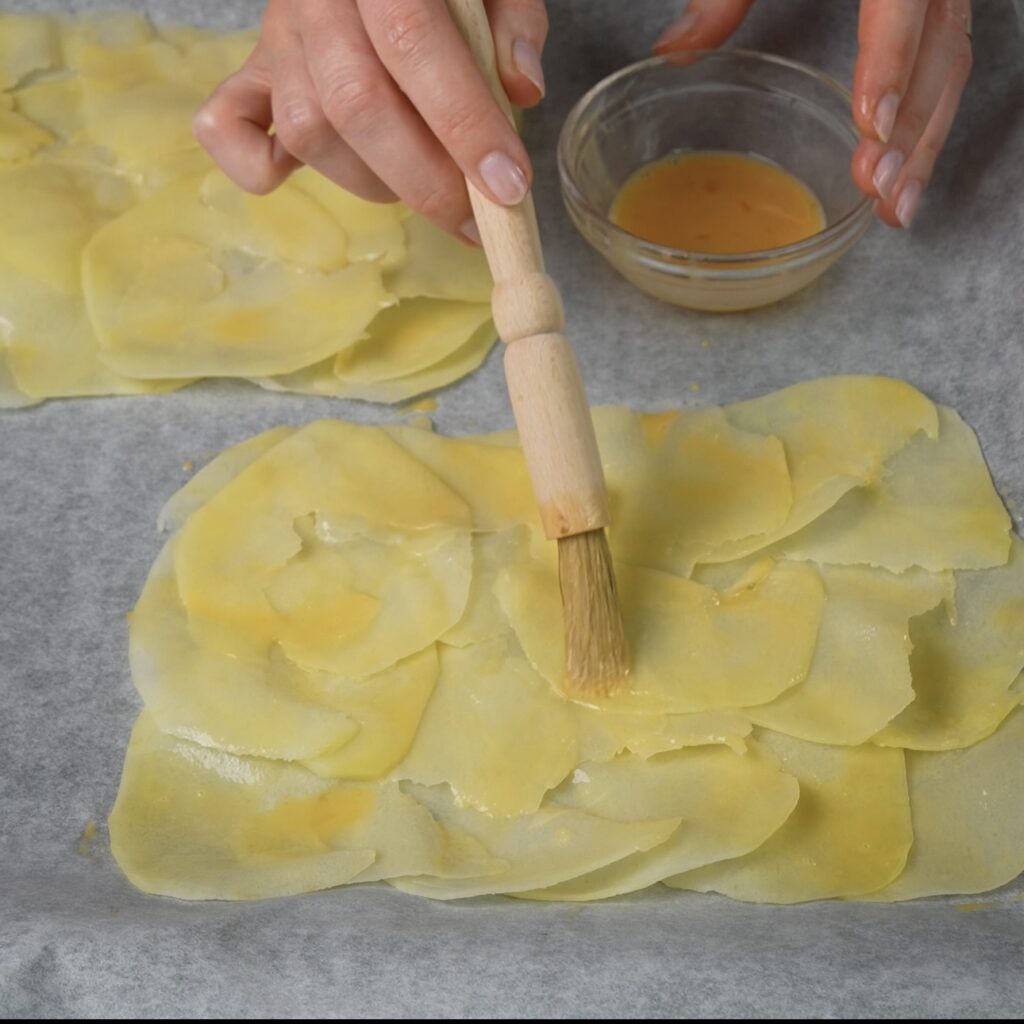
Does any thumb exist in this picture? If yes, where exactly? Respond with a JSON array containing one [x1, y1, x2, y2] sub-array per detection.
[[654, 0, 758, 53], [484, 0, 549, 107]]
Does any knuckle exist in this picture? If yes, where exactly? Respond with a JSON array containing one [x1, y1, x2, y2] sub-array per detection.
[[382, 1, 438, 65], [191, 103, 222, 147], [931, 0, 975, 77], [506, 0, 549, 39], [918, 134, 943, 165], [880, 30, 918, 74], [898, 108, 928, 144], [274, 95, 326, 157], [436, 100, 491, 150], [932, 0, 967, 35], [320, 67, 379, 132], [412, 181, 459, 224]]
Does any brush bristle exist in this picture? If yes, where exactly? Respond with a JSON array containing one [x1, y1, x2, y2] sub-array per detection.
[[558, 529, 629, 694]]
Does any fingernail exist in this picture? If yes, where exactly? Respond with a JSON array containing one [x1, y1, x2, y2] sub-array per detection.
[[872, 149, 904, 200], [479, 150, 528, 206], [512, 38, 545, 97], [460, 218, 482, 246], [654, 11, 700, 52], [873, 91, 900, 143], [895, 180, 922, 228]]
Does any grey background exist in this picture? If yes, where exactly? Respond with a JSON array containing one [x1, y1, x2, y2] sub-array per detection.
[[2, 0, 1023, 1017]]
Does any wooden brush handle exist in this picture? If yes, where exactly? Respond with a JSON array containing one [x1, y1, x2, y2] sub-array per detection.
[[446, 0, 611, 540]]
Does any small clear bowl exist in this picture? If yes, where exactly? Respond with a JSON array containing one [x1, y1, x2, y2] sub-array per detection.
[[558, 51, 873, 312]]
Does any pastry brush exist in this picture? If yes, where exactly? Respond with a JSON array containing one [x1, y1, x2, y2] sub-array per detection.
[[446, 0, 628, 694]]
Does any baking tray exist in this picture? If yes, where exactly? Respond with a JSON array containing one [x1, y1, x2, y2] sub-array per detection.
[[2, 0, 1022, 1016]]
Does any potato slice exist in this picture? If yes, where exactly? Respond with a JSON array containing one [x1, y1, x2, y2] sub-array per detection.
[[69, 22, 256, 178], [340, 322, 497, 403], [384, 424, 538, 531], [749, 565, 952, 745], [73, 36, 204, 173], [0, 93, 54, 164], [333, 299, 493, 384], [779, 406, 1011, 571], [158, 426, 296, 533], [131, 540, 436, 770], [0, 160, 134, 295], [865, 709, 1024, 901], [572, 707, 754, 762], [174, 421, 472, 670], [1, 279, 191, 400], [499, 555, 824, 714], [264, 519, 471, 679], [10, 73, 83, 139], [60, 11, 155, 58], [83, 171, 392, 378], [391, 782, 680, 899], [875, 536, 1024, 750], [299, 649, 439, 781], [666, 731, 912, 903], [440, 527, 532, 647], [596, 405, 792, 575], [393, 637, 577, 817], [256, 317, 498, 405], [110, 714, 477, 901], [0, 349, 38, 408], [291, 168, 406, 267], [156, 26, 258, 88], [0, 160, 187, 399], [520, 741, 798, 901], [132, 539, 358, 762], [0, 13, 60, 90], [135, 537, 442, 775], [385, 216, 492, 302], [704, 376, 940, 563]]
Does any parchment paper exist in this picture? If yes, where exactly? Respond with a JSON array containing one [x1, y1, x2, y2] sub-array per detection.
[[1, 0, 1022, 1017]]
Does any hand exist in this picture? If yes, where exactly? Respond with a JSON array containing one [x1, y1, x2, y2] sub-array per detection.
[[654, 0, 973, 229], [194, 0, 548, 243]]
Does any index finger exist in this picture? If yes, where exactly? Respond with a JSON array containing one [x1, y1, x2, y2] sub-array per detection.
[[193, 42, 300, 195], [357, 0, 532, 207], [653, 0, 757, 53], [853, 0, 930, 142]]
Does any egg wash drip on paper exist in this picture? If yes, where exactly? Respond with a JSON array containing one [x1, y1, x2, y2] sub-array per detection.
[[110, 376, 1024, 903], [0, 11, 496, 407]]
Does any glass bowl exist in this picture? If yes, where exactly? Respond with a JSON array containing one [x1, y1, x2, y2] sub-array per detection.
[[558, 51, 873, 312]]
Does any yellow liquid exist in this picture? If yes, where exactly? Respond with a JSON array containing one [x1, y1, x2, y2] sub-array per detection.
[[611, 151, 825, 254]]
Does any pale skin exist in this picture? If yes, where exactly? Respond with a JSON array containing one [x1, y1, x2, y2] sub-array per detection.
[[195, 0, 973, 239]]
